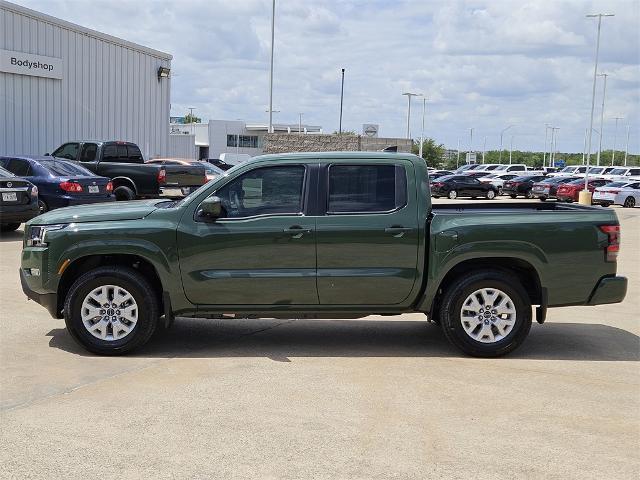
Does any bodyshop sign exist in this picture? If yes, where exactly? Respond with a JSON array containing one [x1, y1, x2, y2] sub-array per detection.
[[0, 49, 63, 79]]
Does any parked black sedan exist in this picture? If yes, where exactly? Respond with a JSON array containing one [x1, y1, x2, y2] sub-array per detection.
[[431, 175, 498, 199], [0, 165, 39, 232], [502, 175, 548, 198]]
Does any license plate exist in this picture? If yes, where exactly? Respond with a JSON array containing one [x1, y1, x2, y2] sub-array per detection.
[[2, 192, 17, 202], [88, 185, 99, 193]]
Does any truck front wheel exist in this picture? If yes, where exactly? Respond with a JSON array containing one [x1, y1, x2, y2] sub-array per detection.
[[438, 270, 532, 357], [63, 266, 159, 355]]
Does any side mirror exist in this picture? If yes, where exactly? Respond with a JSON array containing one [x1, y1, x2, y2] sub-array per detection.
[[45, 153, 50, 156], [199, 196, 223, 219]]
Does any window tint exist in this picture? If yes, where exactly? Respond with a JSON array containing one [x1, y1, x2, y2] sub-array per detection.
[[117, 145, 128, 161], [328, 164, 406, 213], [52, 143, 79, 160], [127, 145, 143, 163], [215, 166, 305, 218], [629, 169, 640, 175], [102, 145, 119, 162], [5, 159, 31, 176], [79, 143, 98, 162], [40, 160, 94, 177]]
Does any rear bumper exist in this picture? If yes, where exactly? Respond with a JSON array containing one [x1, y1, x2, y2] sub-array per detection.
[[587, 276, 627, 305], [45, 194, 115, 209], [1, 203, 39, 223], [20, 268, 59, 318]]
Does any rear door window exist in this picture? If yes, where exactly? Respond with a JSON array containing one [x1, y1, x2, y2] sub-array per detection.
[[328, 164, 406, 213], [102, 145, 119, 162], [4, 159, 31, 176], [127, 145, 143, 163], [79, 143, 98, 162]]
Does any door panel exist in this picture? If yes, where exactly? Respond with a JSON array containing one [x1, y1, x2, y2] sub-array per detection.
[[177, 164, 318, 305], [316, 162, 419, 305]]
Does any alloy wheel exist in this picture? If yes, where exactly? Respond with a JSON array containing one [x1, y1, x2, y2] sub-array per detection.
[[81, 285, 138, 341], [460, 288, 516, 343]]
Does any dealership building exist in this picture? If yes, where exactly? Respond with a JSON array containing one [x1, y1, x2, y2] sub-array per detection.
[[0, 1, 172, 158]]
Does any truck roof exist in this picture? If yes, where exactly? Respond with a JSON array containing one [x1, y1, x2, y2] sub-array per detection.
[[254, 151, 420, 162]]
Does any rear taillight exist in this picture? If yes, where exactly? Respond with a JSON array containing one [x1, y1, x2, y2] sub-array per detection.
[[59, 181, 83, 193], [599, 225, 620, 262], [157, 168, 166, 184], [432, 182, 443, 187], [106, 182, 113, 192]]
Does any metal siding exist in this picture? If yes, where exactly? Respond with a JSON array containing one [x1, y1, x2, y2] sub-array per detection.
[[0, 4, 171, 157]]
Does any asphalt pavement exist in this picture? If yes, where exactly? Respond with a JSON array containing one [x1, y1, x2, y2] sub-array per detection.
[[1, 198, 638, 479]]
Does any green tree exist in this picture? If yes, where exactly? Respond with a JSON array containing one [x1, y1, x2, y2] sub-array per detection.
[[184, 113, 201, 124], [412, 138, 445, 168]]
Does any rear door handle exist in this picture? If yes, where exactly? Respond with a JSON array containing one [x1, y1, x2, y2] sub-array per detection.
[[283, 226, 313, 238]]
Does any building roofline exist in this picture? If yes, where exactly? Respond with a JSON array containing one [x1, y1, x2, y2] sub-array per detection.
[[1, 0, 172, 60]]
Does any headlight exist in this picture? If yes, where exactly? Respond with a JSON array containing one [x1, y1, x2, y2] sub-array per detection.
[[27, 224, 67, 247]]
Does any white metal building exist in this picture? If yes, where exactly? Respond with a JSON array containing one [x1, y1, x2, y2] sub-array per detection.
[[0, 1, 172, 158]]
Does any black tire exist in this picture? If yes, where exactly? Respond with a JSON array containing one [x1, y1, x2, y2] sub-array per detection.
[[509, 194, 517, 199], [497, 187, 503, 196], [0, 223, 20, 232], [539, 196, 547, 202], [114, 185, 135, 201], [623, 196, 635, 208], [38, 199, 48, 214], [438, 270, 532, 357], [525, 190, 534, 199], [63, 266, 159, 355], [432, 196, 440, 199]]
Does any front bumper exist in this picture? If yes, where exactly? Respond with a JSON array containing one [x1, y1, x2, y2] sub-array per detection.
[[20, 268, 59, 318], [587, 276, 627, 305]]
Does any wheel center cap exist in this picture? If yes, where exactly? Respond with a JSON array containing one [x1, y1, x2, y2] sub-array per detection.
[[107, 308, 115, 316]]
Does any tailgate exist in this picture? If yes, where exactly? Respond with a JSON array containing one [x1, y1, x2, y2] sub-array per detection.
[[163, 164, 206, 187]]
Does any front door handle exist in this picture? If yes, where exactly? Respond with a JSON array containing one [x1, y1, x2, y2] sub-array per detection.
[[283, 226, 313, 238], [384, 226, 413, 238]]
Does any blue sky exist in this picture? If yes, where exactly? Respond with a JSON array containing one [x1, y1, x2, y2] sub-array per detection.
[[16, 0, 640, 153]]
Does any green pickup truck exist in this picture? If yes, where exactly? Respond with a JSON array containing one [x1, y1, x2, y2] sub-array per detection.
[[20, 152, 627, 357]]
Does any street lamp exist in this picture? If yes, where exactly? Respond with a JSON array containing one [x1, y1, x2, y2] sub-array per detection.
[[468, 128, 474, 163], [402, 92, 422, 139], [298, 112, 303, 134], [509, 135, 514, 164], [499, 125, 514, 163], [419, 98, 427, 158], [482, 136, 487, 164], [581, 12, 615, 205], [596, 73, 608, 166], [550, 127, 559, 167], [611, 116, 623, 165], [267, 0, 276, 134], [543, 123, 551, 168], [339, 68, 345, 134], [624, 124, 630, 166]]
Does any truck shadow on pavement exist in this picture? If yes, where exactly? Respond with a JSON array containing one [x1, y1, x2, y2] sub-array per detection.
[[0, 229, 24, 242], [47, 318, 640, 361]]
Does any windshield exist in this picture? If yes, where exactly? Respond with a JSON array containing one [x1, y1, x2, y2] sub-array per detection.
[[40, 160, 95, 176], [609, 168, 627, 175], [560, 167, 576, 173], [198, 162, 224, 175], [0, 165, 15, 177], [605, 181, 630, 188], [493, 165, 509, 171], [588, 167, 604, 174]]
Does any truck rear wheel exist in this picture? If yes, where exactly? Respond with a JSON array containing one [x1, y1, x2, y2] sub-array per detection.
[[438, 270, 532, 357], [63, 266, 159, 355], [114, 185, 135, 201]]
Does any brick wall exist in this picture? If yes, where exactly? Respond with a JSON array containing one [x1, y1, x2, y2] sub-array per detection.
[[263, 133, 413, 154]]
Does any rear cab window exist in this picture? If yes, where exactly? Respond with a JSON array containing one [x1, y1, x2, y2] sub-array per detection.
[[127, 145, 143, 163], [327, 164, 407, 213], [79, 143, 98, 162]]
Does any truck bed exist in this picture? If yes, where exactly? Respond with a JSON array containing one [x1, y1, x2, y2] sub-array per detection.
[[431, 201, 605, 215]]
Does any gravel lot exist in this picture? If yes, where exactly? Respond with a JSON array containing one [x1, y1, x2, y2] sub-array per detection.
[[1, 199, 639, 479]]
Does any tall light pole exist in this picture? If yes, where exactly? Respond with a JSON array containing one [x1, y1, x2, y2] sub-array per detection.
[[419, 98, 426, 158], [468, 128, 474, 163], [499, 125, 514, 163], [611, 116, 623, 165], [482, 136, 487, 164], [551, 127, 559, 167], [267, 0, 276, 134], [339, 68, 345, 134], [298, 113, 303, 134], [543, 123, 550, 168], [509, 135, 514, 164], [582, 13, 615, 205], [624, 124, 630, 166], [402, 92, 422, 139], [456, 138, 460, 168], [582, 128, 588, 165], [188, 107, 196, 135], [596, 73, 608, 166]]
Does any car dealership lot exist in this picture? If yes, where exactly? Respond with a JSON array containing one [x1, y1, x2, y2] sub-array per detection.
[[1, 198, 638, 479]]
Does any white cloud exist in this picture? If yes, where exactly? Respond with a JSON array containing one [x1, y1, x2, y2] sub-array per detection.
[[11, 0, 640, 152]]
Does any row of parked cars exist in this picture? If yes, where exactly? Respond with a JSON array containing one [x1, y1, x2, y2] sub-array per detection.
[[0, 140, 235, 232], [428, 163, 640, 207]]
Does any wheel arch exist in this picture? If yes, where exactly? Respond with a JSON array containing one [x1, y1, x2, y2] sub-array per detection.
[[110, 176, 137, 194], [423, 257, 544, 318]]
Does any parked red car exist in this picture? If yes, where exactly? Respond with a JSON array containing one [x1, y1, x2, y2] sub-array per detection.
[[556, 178, 610, 202]]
